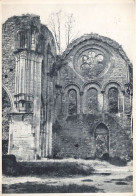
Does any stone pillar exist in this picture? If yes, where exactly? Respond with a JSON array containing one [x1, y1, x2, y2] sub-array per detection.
[[122, 91, 125, 113], [8, 120, 13, 155], [14, 54, 18, 95], [80, 91, 84, 114], [101, 91, 105, 112], [20, 51, 27, 94], [82, 91, 87, 114], [8, 113, 35, 161], [45, 77, 54, 157], [41, 126, 46, 158], [118, 91, 124, 113], [32, 54, 43, 159], [19, 54, 22, 94], [12, 50, 43, 160], [45, 113, 49, 157]]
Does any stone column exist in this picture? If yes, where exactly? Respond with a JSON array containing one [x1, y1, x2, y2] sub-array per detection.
[[80, 91, 84, 114], [8, 119, 13, 154], [101, 91, 105, 112], [42, 126, 46, 158], [46, 77, 54, 157], [122, 91, 125, 113], [19, 53, 22, 94], [82, 90, 87, 114], [21, 52, 26, 93], [32, 54, 43, 159], [45, 106, 49, 157], [14, 55, 18, 95], [16, 54, 19, 95], [30, 56, 34, 95], [118, 91, 124, 113]]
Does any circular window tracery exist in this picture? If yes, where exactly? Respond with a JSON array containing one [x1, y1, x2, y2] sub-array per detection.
[[73, 46, 111, 80]]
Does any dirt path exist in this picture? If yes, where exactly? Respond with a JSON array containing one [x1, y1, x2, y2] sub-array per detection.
[[2, 159, 133, 193]]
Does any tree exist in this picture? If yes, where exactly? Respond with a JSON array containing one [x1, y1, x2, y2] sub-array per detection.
[[48, 10, 61, 54], [48, 10, 78, 55]]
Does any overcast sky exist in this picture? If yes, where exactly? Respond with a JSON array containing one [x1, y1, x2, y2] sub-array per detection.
[[2, 0, 134, 62]]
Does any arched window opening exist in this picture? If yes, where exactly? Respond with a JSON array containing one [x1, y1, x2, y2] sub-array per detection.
[[68, 89, 77, 115], [87, 88, 98, 113], [38, 34, 44, 53], [19, 31, 26, 48], [108, 87, 118, 113]]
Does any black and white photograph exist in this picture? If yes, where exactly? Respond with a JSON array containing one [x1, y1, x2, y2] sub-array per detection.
[[1, 0, 134, 194]]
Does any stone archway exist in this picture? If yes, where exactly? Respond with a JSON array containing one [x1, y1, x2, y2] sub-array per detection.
[[2, 87, 11, 155], [94, 123, 109, 158]]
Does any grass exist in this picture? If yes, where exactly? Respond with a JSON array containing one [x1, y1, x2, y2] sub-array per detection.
[[3, 161, 95, 177], [2, 182, 103, 193], [111, 175, 133, 182], [82, 179, 93, 182], [104, 181, 112, 183], [105, 175, 133, 186], [104, 156, 128, 166], [115, 182, 128, 185], [91, 172, 111, 176]]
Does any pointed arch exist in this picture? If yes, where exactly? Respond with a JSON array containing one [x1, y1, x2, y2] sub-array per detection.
[[94, 123, 109, 158], [94, 123, 109, 135], [2, 85, 14, 110]]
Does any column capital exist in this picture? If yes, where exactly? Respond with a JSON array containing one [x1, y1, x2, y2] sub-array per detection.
[[80, 91, 84, 96], [121, 90, 125, 95], [101, 90, 105, 94]]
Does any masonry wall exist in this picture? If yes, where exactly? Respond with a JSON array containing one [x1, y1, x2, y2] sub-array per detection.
[[2, 19, 16, 100], [2, 15, 132, 161], [53, 114, 132, 160], [2, 14, 56, 160], [52, 35, 133, 160], [8, 114, 35, 160]]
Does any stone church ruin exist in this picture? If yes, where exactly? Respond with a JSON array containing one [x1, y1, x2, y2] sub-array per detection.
[[2, 14, 133, 161]]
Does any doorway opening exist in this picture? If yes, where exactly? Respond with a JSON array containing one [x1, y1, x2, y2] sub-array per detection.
[[94, 123, 109, 159]]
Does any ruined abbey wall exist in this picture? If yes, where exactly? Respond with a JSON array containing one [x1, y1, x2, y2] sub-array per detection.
[[52, 35, 133, 160], [2, 15, 133, 161]]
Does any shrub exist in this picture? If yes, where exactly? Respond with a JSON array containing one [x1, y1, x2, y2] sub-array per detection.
[[102, 153, 110, 161], [52, 144, 61, 159], [107, 156, 127, 166], [3, 183, 103, 193], [3, 161, 95, 177], [2, 154, 18, 176], [2, 154, 16, 167]]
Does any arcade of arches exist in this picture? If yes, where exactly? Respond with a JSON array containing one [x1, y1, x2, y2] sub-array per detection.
[[2, 14, 133, 161]]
